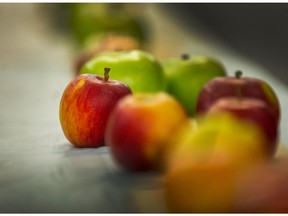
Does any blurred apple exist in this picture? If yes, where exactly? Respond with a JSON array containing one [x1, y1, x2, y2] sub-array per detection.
[[234, 159, 288, 213], [162, 55, 226, 116], [80, 50, 167, 93], [105, 92, 189, 172], [196, 71, 280, 121], [68, 3, 146, 45], [208, 97, 279, 157], [74, 33, 142, 73], [164, 112, 268, 213], [59, 68, 132, 148]]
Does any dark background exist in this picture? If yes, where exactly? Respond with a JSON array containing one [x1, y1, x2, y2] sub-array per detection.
[[165, 3, 288, 86]]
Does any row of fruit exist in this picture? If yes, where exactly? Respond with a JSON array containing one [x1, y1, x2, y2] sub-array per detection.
[[58, 3, 287, 213]]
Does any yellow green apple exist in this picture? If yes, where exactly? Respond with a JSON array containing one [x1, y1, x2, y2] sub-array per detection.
[[207, 97, 279, 157], [164, 112, 268, 213]]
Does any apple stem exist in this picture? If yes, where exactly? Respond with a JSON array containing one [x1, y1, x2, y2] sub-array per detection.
[[104, 67, 110, 82], [235, 70, 243, 100], [235, 70, 243, 79], [181, 54, 190, 60]]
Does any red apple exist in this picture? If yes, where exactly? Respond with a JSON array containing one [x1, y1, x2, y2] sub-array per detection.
[[59, 68, 132, 148], [105, 92, 190, 172], [234, 160, 288, 213], [208, 97, 279, 156], [196, 71, 281, 121]]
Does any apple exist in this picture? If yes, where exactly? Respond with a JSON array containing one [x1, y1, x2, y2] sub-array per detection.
[[164, 112, 268, 213], [105, 92, 190, 172], [196, 71, 281, 121], [68, 3, 146, 45], [59, 67, 132, 148], [74, 33, 142, 73], [233, 160, 288, 213], [208, 97, 279, 157], [162, 54, 227, 116], [80, 50, 167, 93]]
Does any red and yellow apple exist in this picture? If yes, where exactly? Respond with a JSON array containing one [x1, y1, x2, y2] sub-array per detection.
[[164, 112, 268, 213], [59, 68, 132, 148], [105, 92, 190, 172], [196, 71, 281, 121]]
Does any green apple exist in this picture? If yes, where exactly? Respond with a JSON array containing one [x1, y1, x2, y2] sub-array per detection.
[[68, 3, 146, 45], [163, 55, 227, 116], [74, 33, 142, 74], [80, 50, 167, 93]]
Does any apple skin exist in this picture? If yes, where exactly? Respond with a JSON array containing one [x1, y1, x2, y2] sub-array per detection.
[[164, 112, 268, 213], [196, 72, 281, 121], [208, 97, 279, 157], [163, 55, 226, 116], [105, 92, 189, 172], [80, 50, 167, 93], [74, 33, 142, 74], [59, 71, 132, 148]]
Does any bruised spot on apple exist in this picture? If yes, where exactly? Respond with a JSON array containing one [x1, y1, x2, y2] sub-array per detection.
[[105, 92, 190, 172], [59, 68, 132, 148]]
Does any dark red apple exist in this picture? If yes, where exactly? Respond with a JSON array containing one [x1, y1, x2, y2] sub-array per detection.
[[208, 97, 279, 157], [196, 71, 281, 121], [59, 67, 132, 148]]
